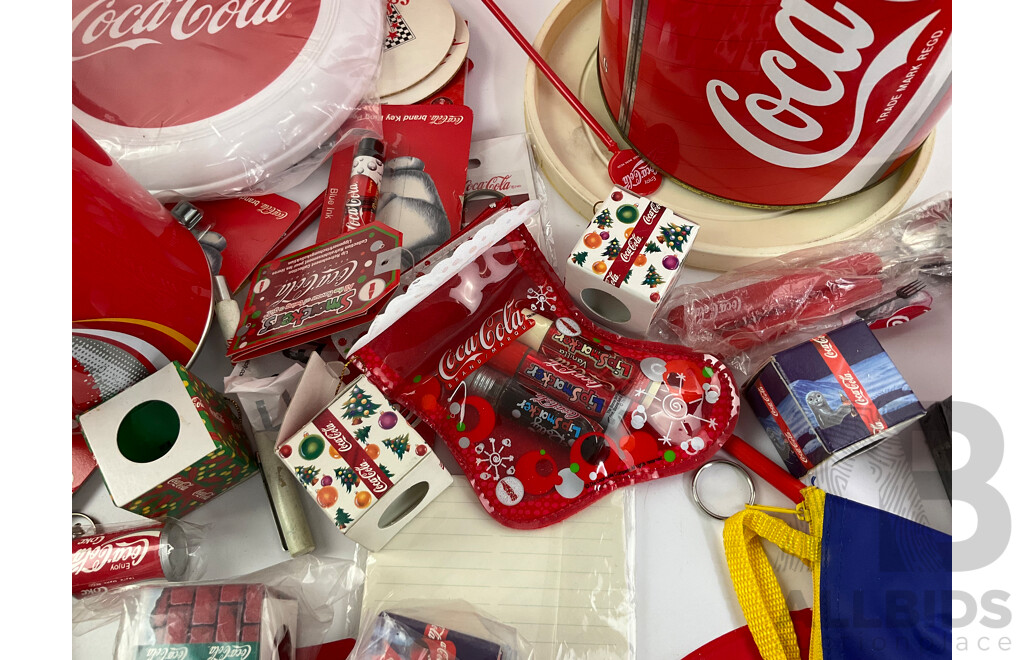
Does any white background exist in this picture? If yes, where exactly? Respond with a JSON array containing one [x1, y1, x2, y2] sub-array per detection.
[[6, 0, 1017, 658]]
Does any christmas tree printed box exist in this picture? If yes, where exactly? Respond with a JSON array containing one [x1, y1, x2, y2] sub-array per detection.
[[277, 375, 452, 551], [565, 187, 698, 336], [79, 362, 258, 519]]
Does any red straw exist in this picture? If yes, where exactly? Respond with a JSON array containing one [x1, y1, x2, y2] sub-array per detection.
[[723, 435, 806, 504], [479, 0, 619, 153]]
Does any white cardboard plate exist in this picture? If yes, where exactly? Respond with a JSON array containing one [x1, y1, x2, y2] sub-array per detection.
[[524, 0, 933, 271]]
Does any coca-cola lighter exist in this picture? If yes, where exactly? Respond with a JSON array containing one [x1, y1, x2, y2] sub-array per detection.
[[344, 137, 386, 232], [71, 519, 190, 598]]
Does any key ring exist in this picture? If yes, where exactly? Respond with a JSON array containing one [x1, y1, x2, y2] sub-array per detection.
[[72, 512, 97, 538], [691, 460, 756, 520]]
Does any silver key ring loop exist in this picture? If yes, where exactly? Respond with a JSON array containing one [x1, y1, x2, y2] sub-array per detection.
[[691, 460, 756, 521]]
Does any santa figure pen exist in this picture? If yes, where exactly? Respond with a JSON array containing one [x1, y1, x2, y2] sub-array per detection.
[[343, 137, 386, 231]]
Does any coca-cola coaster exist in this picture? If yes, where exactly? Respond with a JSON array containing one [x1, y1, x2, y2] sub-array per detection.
[[382, 13, 469, 105], [379, 0, 457, 97]]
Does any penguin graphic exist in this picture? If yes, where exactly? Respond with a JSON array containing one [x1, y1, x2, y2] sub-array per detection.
[[805, 391, 855, 429]]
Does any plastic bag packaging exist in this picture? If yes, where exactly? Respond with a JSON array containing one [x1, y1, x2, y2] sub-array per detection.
[[463, 134, 554, 270], [330, 188, 558, 360], [225, 361, 306, 433], [73, 555, 364, 658], [72, 0, 387, 201], [649, 192, 952, 383], [346, 202, 739, 529], [357, 477, 637, 659], [350, 600, 535, 660], [72, 518, 207, 599]]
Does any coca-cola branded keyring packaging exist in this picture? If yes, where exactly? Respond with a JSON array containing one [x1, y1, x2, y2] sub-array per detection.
[[599, 0, 951, 206], [72, 0, 386, 200], [347, 203, 740, 529]]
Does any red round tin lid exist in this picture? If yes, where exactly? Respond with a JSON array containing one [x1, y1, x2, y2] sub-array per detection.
[[72, 0, 385, 198]]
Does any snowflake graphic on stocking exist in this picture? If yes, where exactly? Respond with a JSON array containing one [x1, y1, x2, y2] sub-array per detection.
[[527, 285, 555, 312], [647, 368, 722, 455], [475, 437, 515, 480]]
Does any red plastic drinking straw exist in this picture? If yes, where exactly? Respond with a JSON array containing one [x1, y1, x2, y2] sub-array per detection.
[[723, 435, 806, 504], [479, 0, 619, 154]]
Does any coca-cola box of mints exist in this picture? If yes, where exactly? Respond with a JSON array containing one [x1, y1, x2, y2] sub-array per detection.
[[745, 321, 925, 477], [277, 375, 452, 551]]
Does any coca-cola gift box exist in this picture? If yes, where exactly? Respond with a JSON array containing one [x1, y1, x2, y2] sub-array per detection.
[[125, 583, 298, 660], [564, 187, 698, 336], [277, 375, 452, 551], [79, 362, 258, 519], [745, 321, 925, 477]]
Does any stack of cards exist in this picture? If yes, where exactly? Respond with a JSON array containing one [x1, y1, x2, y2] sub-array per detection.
[[379, 0, 470, 105]]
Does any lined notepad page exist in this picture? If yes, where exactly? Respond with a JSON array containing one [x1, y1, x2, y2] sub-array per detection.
[[362, 477, 635, 659]]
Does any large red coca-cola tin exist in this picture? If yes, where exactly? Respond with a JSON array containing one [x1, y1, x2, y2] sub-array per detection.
[[72, 121, 212, 443], [599, 0, 951, 207]]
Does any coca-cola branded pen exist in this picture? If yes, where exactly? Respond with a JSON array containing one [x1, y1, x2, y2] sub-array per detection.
[[517, 310, 636, 387], [343, 137, 386, 232], [464, 366, 629, 447]]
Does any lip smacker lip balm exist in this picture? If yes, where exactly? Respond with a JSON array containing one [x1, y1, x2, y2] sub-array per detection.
[[488, 342, 619, 418], [464, 366, 630, 448], [517, 311, 636, 387]]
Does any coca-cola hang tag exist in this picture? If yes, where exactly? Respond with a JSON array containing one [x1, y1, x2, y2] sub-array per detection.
[[71, 0, 385, 199], [608, 149, 662, 197]]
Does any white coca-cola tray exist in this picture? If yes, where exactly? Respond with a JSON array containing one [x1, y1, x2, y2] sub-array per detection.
[[72, 0, 384, 200], [524, 0, 934, 271]]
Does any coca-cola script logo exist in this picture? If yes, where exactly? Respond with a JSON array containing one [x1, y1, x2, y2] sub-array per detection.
[[208, 644, 253, 660], [72, 0, 320, 127], [355, 461, 388, 494], [438, 301, 531, 385], [838, 372, 870, 406], [72, 535, 151, 574], [321, 424, 352, 452], [811, 335, 840, 359], [144, 648, 189, 660], [466, 175, 514, 192], [706, 0, 943, 168]]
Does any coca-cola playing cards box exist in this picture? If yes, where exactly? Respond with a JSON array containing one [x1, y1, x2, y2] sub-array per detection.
[[277, 375, 452, 551], [745, 321, 925, 477]]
